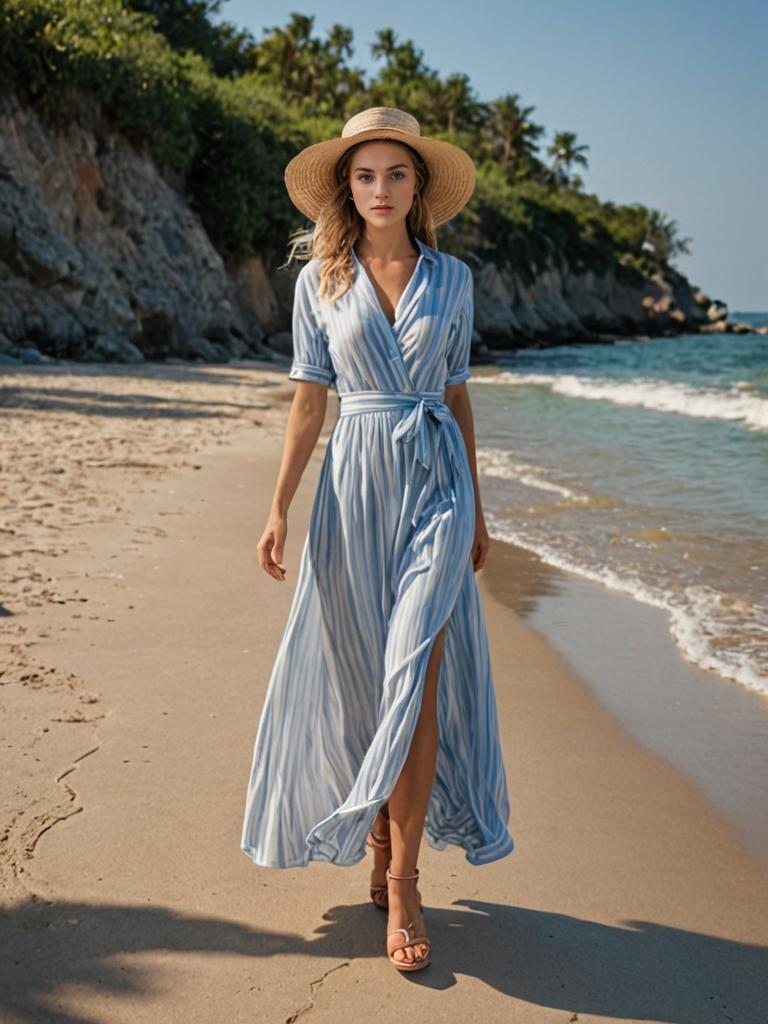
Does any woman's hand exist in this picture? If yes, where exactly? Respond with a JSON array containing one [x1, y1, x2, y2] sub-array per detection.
[[258, 513, 288, 582], [257, 382, 327, 583], [445, 386, 488, 573], [471, 514, 490, 573]]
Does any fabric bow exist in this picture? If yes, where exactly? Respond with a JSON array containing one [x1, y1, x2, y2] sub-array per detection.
[[391, 397, 461, 527]]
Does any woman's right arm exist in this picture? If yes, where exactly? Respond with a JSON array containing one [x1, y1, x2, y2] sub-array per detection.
[[257, 380, 329, 582]]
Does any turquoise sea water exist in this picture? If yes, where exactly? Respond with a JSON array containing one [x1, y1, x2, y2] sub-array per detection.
[[470, 314, 768, 695]]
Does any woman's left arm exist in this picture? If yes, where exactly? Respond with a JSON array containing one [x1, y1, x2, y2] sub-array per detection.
[[445, 382, 490, 572]]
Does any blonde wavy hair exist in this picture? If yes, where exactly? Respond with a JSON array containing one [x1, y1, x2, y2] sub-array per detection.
[[286, 139, 438, 302]]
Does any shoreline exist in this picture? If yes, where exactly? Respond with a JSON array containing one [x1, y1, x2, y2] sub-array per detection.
[[482, 537, 768, 868], [4, 306, 766, 374], [1, 363, 766, 1020]]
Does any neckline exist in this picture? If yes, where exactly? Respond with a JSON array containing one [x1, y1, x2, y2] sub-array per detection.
[[351, 243, 423, 330]]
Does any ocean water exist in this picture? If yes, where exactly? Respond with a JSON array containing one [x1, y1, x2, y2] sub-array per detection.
[[470, 313, 768, 696]]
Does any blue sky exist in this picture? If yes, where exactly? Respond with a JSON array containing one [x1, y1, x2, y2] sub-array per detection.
[[216, 1, 767, 310]]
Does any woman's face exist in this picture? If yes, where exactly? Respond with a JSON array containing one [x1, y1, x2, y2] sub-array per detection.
[[347, 141, 416, 229]]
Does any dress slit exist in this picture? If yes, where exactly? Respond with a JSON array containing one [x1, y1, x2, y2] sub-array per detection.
[[383, 613, 451, 807], [379, 579, 461, 806]]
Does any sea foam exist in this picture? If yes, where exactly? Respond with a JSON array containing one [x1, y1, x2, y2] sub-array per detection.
[[484, 510, 768, 697], [474, 373, 768, 432]]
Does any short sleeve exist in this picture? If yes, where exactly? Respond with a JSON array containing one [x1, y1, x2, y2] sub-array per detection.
[[288, 263, 336, 386], [445, 265, 474, 386]]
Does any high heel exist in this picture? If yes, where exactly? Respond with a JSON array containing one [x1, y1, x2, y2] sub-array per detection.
[[385, 866, 431, 972], [365, 805, 391, 910]]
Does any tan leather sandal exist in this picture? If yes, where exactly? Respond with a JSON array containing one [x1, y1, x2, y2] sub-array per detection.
[[385, 867, 432, 972]]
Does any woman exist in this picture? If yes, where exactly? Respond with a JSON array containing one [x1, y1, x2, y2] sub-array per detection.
[[241, 107, 514, 973]]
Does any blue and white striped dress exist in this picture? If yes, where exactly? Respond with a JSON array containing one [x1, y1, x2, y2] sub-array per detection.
[[241, 236, 515, 868]]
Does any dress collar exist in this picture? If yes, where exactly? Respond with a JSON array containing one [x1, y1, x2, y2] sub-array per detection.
[[414, 237, 438, 263]]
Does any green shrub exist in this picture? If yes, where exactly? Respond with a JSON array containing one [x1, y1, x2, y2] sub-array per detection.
[[0, 2, 675, 275]]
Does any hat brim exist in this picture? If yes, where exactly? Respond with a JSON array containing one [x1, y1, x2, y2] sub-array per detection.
[[284, 127, 476, 227]]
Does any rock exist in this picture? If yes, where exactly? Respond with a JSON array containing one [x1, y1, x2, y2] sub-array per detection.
[[90, 333, 145, 362], [184, 336, 231, 362], [266, 331, 294, 357], [0, 330, 18, 354], [468, 252, 714, 347], [728, 321, 755, 335], [201, 315, 251, 357], [0, 92, 263, 362], [668, 269, 710, 325], [19, 346, 53, 363], [231, 254, 279, 336], [224, 332, 251, 358], [707, 300, 728, 322]]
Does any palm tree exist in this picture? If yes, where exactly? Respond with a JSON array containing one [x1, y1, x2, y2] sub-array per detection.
[[645, 209, 692, 262], [370, 27, 398, 64], [368, 29, 439, 115], [481, 93, 544, 177], [546, 130, 590, 187], [251, 13, 315, 101], [436, 72, 477, 136], [250, 14, 364, 115]]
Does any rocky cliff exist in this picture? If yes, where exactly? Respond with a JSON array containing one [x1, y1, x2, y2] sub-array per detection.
[[0, 93, 758, 369], [0, 93, 276, 366], [471, 256, 742, 350]]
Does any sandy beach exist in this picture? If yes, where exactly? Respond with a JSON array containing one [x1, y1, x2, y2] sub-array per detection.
[[1, 363, 767, 1024]]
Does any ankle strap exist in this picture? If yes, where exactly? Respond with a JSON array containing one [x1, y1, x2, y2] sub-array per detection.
[[386, 866, 419, 880]]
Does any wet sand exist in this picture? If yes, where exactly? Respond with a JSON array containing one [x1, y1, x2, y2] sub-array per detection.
[[482, 540, 768, 867], [1, 363, 766, 1023]]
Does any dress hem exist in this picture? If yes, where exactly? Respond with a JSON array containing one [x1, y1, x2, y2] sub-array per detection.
[[240, 829, 514, 870]]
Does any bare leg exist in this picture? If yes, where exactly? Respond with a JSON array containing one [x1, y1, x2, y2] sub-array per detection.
[[386, 622, 447, 964], [368, 803, 391, 903]]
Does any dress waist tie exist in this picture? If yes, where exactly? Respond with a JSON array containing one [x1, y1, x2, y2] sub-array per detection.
[[338, 390, 464, 527]]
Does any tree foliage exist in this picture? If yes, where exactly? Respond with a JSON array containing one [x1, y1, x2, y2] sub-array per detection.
[[0, 0, 689, 272]]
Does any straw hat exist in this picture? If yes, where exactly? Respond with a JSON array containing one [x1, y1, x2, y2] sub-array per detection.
[[284, 107, 476, 227]]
